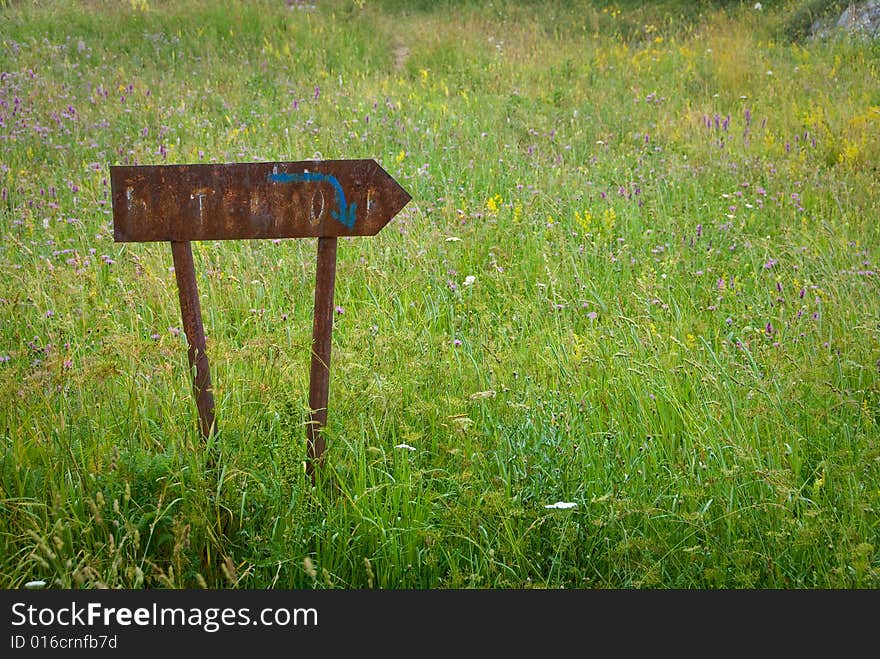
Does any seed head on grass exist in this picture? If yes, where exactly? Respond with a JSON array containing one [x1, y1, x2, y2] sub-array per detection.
[[364, 558, 374, 589], [221, 556, 238, 585], [303, 556, 317, 580]]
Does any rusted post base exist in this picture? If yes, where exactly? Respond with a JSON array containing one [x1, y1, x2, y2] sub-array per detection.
[[171, 240, 216, 440], [306, 236, 338, 481]]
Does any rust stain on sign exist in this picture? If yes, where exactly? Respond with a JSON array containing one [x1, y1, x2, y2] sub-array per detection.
[[111, 159, 411, 242]]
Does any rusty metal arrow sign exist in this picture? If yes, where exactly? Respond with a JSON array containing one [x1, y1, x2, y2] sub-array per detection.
[[111, 159, 411, 479]]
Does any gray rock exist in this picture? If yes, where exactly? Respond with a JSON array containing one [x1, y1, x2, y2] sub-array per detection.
[[835, 0, 880, 37]]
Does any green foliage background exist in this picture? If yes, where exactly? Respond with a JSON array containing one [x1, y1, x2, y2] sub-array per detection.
[[1, 0, 878, 588]]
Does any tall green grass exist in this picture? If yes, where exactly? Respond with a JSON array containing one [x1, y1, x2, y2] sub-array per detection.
[[1, 0, 878, 588]]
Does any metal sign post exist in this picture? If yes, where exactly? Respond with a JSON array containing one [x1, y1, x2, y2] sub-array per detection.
[[110, 160, 411, 478]]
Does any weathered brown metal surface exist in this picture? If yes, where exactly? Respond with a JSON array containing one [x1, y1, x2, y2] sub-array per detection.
[[171, 240, 216, 439], [306, 237, 338, 480], [111, 160, 411, 242]]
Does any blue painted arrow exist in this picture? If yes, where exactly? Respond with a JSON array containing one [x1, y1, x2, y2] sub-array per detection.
[[268, 171, 357, 229]]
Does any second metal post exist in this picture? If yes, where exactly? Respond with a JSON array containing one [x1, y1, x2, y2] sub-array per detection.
[[306, 236, 338, 479]]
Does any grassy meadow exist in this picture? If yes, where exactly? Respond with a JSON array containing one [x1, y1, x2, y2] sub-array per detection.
[[1, 0, 878, 589]]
